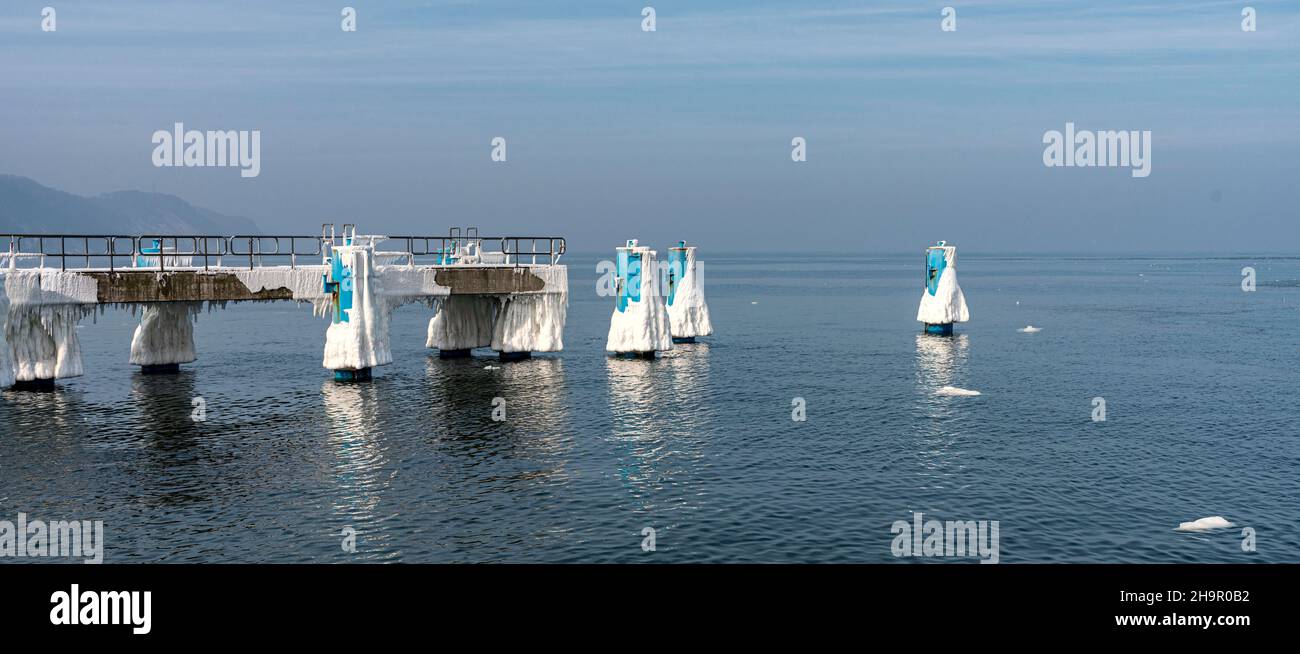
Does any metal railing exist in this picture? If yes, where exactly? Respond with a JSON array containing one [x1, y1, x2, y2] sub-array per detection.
[[1, 234, 136, 271], [1, 229, 566, 271], [228, 235, 324, 270]]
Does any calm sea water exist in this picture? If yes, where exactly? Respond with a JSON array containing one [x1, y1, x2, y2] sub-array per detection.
[[1, 254, 1297, 563]]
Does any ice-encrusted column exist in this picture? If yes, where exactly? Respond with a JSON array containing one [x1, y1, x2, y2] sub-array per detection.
[[426, 295, 497, 358], [129, 302, 200, 373], [0, 287, 14, 389], [916, 241, 970, 336], [665, 241, 712, 343], [606, 240, 671, 358], [322, 241, 392, 381], [492, 290, 567, 361], [1, 270, 96, 390]]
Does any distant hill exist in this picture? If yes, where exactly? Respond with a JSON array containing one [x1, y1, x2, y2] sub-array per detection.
[[0, 175, 260, 235]]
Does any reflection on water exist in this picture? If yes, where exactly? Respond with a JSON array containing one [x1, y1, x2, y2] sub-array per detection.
[[130, 371, 201, 450], [422, 355, 572, 468], [605, 345, 712, 520], [321, 380, 395, 559], [913, 333, 969, 393], [912, 334, 972, 491]]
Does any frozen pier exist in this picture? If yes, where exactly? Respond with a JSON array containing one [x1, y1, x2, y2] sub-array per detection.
[[0, 225, 568, 388]]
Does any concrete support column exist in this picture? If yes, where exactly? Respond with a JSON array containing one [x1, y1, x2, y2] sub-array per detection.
[[492, 292, 567, 361], [129, 302, 200, 373], [665, 242, 712, 344], [4, 305, 89, 389], [426, 295, 497, 358], [322, 241, 391, 381], [606, 240, 671, 357]]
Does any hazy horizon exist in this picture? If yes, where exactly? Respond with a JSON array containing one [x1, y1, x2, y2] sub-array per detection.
[[1, 1, 1296, 254]]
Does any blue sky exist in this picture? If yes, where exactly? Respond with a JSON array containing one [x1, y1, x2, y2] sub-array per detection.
[[1, 1, 1296, 253]]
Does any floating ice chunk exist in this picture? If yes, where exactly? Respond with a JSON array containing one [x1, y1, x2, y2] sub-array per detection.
[[935, 386, 981, 396], [484, 365, 500, 370], [1018, 325, 1042, 333], [1175, 516, 1233, 532]]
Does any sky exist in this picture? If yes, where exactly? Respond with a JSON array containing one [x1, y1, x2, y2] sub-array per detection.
[[0, 0, 1296, 253]]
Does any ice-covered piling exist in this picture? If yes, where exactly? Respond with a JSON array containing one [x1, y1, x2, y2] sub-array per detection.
[[130, 302, 200, 373], [1, 270, 97, 389], [322, 240, 392, 380], [606, 240, 672, 357], [665, 241, 712, 343], [916, 241, 969, 335], [492, 291, 566, 360], [426, 295, 496, 358]]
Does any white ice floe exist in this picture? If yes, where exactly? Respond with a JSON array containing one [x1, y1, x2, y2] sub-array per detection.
[[917, 245, 970, 325], [484, 365, 500, 370], [1018, 325, 1042, 333], [426, 295, 497, 351], [606, 242, 672, 354], [322, 245, 393, 371], [935, 386, 981, 396], [666, 244, 712, 339], [1175, 516, 1233, 532], [130, 302, 200, 366]]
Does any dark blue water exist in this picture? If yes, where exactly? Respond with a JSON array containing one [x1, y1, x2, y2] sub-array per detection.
[[1, 254, 1296, 562]]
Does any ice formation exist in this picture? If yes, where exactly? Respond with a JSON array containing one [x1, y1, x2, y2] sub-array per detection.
[[935, 386, 981, 396], [426, 295, 497, 351], [665, 243, 712, 339], [606, 241, 672, 354], [493, 292, 567, 353], [1018, 325, 1042, 333], [322, 245, 393, 371], [0, 271, 97, 385], [1175, 516, 1233, 532], [0, 290, 13, 388], [129, 302, 200, 366], [916, 244, 970, 326]]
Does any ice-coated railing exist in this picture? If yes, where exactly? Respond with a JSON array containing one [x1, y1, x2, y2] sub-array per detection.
[[0, 225, 566, 271]]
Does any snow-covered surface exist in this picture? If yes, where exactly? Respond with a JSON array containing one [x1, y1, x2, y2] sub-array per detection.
[[493, 292, 567, 353], [130, 303, 199, 366], [322, 246, 393, 371], [936, 385, 981, 396], [231, 267, 333, 315], [606, 246, 672, 353], [667, 246, 713, 338], [426, 295, 497, 350], [916, 247, 970, 325], [1175, 516, 1233, 532]]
